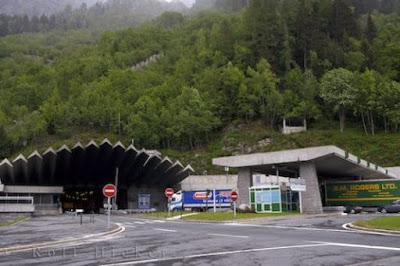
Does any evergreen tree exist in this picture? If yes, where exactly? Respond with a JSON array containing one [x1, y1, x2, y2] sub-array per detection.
[[366, 14, 377, 41]]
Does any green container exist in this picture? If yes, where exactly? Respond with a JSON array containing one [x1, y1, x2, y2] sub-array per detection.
[[325, 180, 400, 207]]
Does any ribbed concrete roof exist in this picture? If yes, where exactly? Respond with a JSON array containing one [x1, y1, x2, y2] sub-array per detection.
[[0, 139, 194, 188]]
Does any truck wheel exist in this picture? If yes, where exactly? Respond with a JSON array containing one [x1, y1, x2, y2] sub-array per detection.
[[381, 208, 387, 214], [350, 208, 356, 214]]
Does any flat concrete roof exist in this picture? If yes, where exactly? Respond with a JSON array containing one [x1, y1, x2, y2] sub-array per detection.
[[3, 185, 64, 194], [213, 145, 396, 179]]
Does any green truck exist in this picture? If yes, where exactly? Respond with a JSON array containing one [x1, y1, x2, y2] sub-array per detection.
[[325, 179, 400, 207]]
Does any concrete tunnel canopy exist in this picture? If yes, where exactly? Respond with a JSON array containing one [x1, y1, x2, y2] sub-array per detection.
[[0, 139, 194, 189], [212, 145, 397, 214], [213, 145, 396, 179]]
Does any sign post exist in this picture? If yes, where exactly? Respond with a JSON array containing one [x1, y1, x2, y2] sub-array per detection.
[[113, 167, 119, 210], [213, 189, 216, 213], [290, 178, 306, 214], [231, 191, 238, 218], [165, 188, 174, 217], [103, 184, 117, 228]]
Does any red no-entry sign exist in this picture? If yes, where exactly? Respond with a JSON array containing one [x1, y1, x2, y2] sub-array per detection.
[[103, 184, 117, 198], [231, 191, 238, 202], [165, 188, 174, 198]]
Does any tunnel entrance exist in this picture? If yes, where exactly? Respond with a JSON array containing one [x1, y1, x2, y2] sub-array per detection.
[[61, 186, 128, 212], [0, 139, 194, 212], [61, 187, 101, 212]]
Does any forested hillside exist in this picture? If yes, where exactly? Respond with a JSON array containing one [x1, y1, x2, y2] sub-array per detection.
[[1, 0, 400, 171]]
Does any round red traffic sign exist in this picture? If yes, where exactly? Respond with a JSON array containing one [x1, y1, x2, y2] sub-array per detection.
[[231, 191, 238, 202], [165, 188, 174, 198], [103, 184, 117, 198]]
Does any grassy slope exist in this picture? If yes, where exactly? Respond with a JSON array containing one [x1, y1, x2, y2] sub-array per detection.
[[354, 216, 400, 231], [6, 120, 400, 174], [162, 120, 400, 174]]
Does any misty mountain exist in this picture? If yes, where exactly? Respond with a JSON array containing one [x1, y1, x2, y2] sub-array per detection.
[[192, 0, 248, 12], [0, 0, 188, 36], [0, 0, 187, 17], [177, 0, 196, 8], [192, 0, 216, 10], [0, 0, 102, 16]]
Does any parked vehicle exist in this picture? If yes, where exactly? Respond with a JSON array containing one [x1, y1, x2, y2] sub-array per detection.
[[377, 200, 400, 213], [325, 180, 400, 211], [344, 205, 363, 214], [170, 190, 232, 211]]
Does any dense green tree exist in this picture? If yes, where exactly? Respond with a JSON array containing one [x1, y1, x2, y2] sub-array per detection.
[[245, 59, 282, 127], [157, 12, 184, 28], [283, 67, 321, 121], [320, 68, 356, 132], [243, 0, 287, 72], [331, 0, 358, 43], [374, 23, 400, 81], [354, 70, 381, 134], [209, 18, 235, 60], [377, 80, 400, 132], [366, 14, 378, 41], [126, 95, 163, 148]]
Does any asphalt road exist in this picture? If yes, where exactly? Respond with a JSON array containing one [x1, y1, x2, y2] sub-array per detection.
[[1, 213, 400, 266]]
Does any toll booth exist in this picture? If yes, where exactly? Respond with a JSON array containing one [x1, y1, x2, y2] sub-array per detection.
[[249, 185, 300, 213]]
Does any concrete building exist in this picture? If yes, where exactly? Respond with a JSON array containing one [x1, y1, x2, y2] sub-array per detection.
[[212, 145, 397, 214], [0, 139, 194, 214], [281, 119, 307, 135], [181, 174, 290, 191]]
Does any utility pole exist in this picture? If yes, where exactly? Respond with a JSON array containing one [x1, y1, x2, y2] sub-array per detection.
[[114, 167, 119, 210], [118, 111, 121, 136]]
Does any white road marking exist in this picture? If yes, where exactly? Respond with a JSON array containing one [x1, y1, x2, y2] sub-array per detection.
[[101, 243, 330, 265], [226, 222, 400, 236], [124, 219, 165, 224], [226, 223, 348, 233], [309, 241, 400, 251], [154, 228, 177, 232], [123, 225, 137, 228], [166, 213, 199, 220], [208, 233, 249, 239]]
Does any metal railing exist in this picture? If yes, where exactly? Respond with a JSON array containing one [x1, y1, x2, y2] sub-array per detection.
[[0, 196, 34, 204]]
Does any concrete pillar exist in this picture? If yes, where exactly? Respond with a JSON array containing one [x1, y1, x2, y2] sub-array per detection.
[[237, 167, 252, 206], [299, 162, 323, 214]]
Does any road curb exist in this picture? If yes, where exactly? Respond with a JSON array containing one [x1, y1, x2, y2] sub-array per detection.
[[347, 223, 400, 235], [0, 224, 124, 254]]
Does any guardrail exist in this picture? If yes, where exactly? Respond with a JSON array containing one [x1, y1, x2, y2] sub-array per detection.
[[124, 208, 157, 214]]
